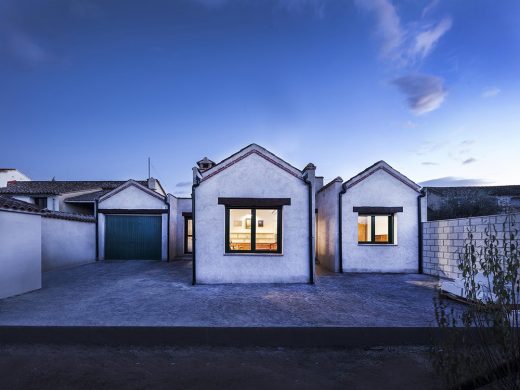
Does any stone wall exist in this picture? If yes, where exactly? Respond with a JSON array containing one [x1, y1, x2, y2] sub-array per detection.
[[422, 213, 519, 279]]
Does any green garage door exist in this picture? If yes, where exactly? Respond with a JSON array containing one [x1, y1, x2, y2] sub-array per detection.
[[105, 215, 162, 260]]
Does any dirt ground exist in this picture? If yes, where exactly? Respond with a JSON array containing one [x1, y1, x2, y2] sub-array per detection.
[[0, 344, 442, 390]]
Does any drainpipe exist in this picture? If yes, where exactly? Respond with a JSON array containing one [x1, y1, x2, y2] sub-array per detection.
[[303, 172, 314, 284], [417, 188, 426, 274], [338, 183, 347, 273], [191, 173, 201, 286], [95, 199, 99, 261], [166, 196, 171, 262]]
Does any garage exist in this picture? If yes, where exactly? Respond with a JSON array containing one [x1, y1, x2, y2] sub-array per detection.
[[105, 215, 162, 260], [96, 180, 169, 261]]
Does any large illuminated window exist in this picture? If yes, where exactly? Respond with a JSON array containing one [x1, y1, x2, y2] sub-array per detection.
[[358, 215, 394, 244], [226, 208, 281, 253]]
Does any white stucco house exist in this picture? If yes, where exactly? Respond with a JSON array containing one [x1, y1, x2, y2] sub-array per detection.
[[316, 161, 422, 273], [0, 178, 166, 214], [0, 168, 30, 188], [192, 144, 317, 284], [0, 178, 169, 261]]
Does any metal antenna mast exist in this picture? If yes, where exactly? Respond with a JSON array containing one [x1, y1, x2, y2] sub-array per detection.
[[148, 157, 151, 179]]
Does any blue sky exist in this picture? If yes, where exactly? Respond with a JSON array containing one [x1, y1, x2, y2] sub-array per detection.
[[1, 0, 519, 195]]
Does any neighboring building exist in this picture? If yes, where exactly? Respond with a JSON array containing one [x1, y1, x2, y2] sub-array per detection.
[[424, 185, 520, 221], [0, 178, 166, 214], [0, 178, 169, 261], [192, 144, 317, 284], [316, 161, 422, 273], [0, 168, 30, 187]]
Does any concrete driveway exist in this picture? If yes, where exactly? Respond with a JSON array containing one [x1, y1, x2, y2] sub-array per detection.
[[0, 260, 460, 327]]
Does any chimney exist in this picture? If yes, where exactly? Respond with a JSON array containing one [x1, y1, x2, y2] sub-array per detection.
[[197, 157, 216, 172], [7, 180, 16, 186], [147, 177, 157, 191], [315, 176, 324, 192]]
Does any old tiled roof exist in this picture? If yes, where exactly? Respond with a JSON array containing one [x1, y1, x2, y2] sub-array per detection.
[[64, 190, 111, 203], [0, 195, 41, 213], [426, 186, 520, 197], [42, 211, 95, 223], [0, 180, 148, 195], [0, 195, 96, 221]]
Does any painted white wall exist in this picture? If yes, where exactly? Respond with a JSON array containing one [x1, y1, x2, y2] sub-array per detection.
[[41, 217, 96, 271], [316, 180, 342, 272], [342, 169, 419, 273], [195, 152, 312, 283], [12, 195, 34, 204], [0, 210, 41, 299], [168, 195, 192, 260], [0, 169, 30, 188], [98, 184, 168, 261], [99, 185, 167, 210]]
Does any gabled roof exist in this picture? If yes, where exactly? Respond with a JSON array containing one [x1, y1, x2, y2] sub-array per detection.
[[0, 180, 149, 195], [317, 176, 344, 194], [198, 143, 306, 182], [343, 161, 421, 193], [0, 195, 41, 213], [64, 190, 111, 203], [98, 180, 166, 203]]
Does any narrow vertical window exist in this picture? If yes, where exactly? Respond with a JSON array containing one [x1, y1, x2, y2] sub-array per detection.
[[228, 209, 252, 251], [255, 209, 278, 251]]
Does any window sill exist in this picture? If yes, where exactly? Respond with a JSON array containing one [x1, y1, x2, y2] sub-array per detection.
[[357, 243, 397, 246], [224, 252, 284, 256]]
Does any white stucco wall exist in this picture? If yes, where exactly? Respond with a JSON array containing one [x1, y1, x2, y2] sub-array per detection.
[[98, 184, 168, 261], [99, 185, 167, 210], [0, 210, 41, 299], [41, 217, 96, 271], [195, 153, 312, 283], [0, 169, 30, 187], [168, 195, 192, 260], [316, 180, 342, 272], [341, 169, 419, 273]]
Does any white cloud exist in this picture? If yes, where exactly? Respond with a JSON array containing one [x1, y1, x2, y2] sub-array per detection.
[[355, 0, 452, 65], [354, 0, 403, 62], [392, 74, 447, 115], [411, 17, 452, 60], [481, 87, 501, 98]]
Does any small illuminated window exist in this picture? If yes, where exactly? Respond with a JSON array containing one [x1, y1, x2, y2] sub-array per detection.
[[357, 215, 394, 244]]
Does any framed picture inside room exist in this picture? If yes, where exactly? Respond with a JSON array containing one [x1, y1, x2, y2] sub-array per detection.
[[258, 220, 264, 227], [245, 218, 251, 229]]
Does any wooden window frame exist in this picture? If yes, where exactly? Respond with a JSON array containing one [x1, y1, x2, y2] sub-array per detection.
[[358, 214, 394, 245], [225, 206, 283, 254]]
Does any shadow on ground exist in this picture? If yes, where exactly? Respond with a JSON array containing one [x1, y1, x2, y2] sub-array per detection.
[[0, 260, 463, 326]]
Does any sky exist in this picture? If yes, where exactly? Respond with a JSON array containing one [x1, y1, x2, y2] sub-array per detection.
[[1, 0, 519, 195]]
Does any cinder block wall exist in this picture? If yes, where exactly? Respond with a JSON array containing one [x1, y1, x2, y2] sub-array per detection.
[[422, 213, 519, 279]]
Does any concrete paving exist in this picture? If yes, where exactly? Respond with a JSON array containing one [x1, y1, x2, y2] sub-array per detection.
[[0, 260, 462, 327]]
